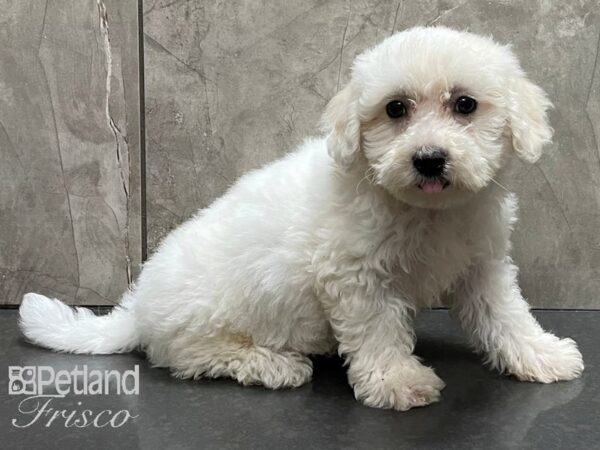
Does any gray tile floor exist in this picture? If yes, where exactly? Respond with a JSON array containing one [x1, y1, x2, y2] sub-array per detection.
[[0, 309, 597, 449]]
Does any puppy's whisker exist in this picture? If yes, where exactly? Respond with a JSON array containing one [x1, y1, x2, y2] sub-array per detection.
[[356, 168, 378, 193], [490, 177, 510, 193], [356, 175, 370, 194]]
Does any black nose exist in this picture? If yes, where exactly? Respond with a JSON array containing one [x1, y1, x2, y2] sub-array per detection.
[[413, 150, 447, 177]]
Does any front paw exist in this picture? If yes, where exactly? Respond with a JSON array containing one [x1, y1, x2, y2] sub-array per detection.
[[504, 334, 584, 383], [350, 359, 445, 411]]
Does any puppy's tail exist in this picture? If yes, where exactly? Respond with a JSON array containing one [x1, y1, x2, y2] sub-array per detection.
[[19, 292, 139, 354]]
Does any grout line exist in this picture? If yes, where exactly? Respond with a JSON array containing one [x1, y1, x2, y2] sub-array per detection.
[[1, 305, 599, 311], [428, 307, 600, 312], [429, 308, 600, 312], [530, 308, 600, 312], [138, 0, 148, 262]]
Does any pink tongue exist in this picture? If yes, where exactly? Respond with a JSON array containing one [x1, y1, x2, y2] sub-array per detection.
[[421, 180, 444, 194]]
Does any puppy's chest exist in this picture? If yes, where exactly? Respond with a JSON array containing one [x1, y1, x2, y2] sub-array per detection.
[[315, 207, 484, 305], [374, 213, 477, 302]]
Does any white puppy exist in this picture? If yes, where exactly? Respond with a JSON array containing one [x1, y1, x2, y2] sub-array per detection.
[[20, 26, 583, 411]]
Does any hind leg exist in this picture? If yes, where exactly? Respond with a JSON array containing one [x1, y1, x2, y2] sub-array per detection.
[[232, 347, 313, 388], [166, 335, 313, 389]]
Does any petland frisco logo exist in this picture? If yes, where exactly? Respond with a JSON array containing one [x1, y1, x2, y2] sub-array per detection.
[[8, 365, 139, 428]]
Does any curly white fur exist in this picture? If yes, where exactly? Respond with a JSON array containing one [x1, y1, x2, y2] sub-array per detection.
[[19, 27, 583, 411]]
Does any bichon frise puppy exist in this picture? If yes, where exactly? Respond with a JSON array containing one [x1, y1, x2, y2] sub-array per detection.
[[20, 26, 583, 411]]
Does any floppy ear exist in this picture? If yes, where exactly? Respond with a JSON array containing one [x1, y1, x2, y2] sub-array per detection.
[[321, 82, 361, 169], [507, 77, 554, 163]]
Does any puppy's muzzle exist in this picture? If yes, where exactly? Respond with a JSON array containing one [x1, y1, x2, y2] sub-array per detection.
[[413, 149, 448, 178]]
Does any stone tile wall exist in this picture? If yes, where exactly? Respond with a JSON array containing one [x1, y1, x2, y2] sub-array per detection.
[[2, 1, 598, 308]]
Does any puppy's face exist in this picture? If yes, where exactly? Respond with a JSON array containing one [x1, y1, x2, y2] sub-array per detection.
[[324, 27, 553, 209]]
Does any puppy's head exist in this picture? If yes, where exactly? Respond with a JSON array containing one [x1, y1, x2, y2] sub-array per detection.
[[323, 27, 553, 209]]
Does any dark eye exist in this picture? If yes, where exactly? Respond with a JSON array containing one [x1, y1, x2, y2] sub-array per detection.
[[386, 100, 407, 119], [455, 96, 477, 114]]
